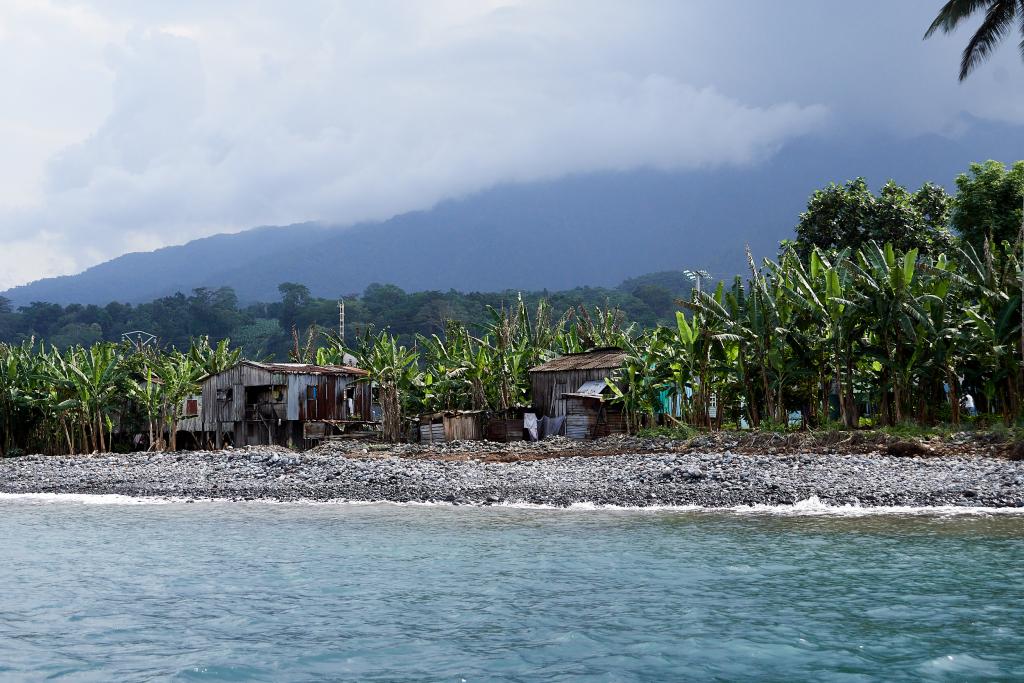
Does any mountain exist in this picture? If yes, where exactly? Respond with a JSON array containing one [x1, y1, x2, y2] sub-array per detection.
[[5, 118, 1022, 306]]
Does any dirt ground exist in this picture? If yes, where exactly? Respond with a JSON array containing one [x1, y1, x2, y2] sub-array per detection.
[[316, 429, 1024, 464]]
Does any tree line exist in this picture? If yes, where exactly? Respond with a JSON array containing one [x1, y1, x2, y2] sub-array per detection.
[[1, 160, 1021, 451], [0, 337, 240, 456], [0, 274, 686, 359]]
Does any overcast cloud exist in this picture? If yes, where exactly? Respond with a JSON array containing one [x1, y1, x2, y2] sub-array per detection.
[[0, 0, 1021, 289]]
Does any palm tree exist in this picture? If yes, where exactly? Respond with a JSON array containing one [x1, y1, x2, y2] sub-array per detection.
[[925, 0, 1023, 80]]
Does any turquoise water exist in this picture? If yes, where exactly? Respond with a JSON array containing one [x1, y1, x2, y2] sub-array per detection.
[[1, 498, 1023, 681]]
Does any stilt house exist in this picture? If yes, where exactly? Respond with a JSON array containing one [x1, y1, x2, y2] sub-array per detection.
[[198, 361, 372, 450]]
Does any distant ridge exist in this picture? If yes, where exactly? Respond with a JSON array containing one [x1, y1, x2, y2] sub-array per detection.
[[5, 119, 1022, 306]]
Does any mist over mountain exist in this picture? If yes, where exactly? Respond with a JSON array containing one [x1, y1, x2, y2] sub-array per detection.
[[4, 120, 1021, 307]]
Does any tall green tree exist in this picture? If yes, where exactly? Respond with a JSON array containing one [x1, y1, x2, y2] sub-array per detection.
[[951, 160, 1024, 250], [794, 179, 953, 257]]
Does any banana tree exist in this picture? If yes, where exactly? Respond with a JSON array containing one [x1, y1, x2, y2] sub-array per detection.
[[188, 336, 242, 376], [54, 343, 125, 452], [848, 244, 934, 424], [606, 329, 672, 433], [150, 351, 204, 450], [0, 342, 41, 455], [349, 330, 422, 442], [958, 240, 1022, 419]]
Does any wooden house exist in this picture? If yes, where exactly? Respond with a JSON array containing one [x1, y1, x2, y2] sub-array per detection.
[[528, 348, 627, 417], [198, 361, 372, 450], [528, 349, 628, 440]]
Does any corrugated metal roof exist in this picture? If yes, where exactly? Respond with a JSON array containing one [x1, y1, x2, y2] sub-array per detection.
[[243, 360, 368, 377], [528, 348, 626, 373], [576, 380, 609, 395]]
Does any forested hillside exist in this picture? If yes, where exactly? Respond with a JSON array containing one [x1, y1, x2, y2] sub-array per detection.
[[5, 121, 1022, 307], [0, 272, 691, 359]]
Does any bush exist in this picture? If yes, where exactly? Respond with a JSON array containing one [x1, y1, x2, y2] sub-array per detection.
[[636, 425, 697, 440], [756, 419, 791, 433], [821, 419, 849, 432]]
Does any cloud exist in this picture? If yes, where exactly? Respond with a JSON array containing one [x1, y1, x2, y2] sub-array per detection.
[[0, 0, 1019, 290]]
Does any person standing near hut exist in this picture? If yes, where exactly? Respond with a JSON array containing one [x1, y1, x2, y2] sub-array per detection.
[[962, 393, 977, 418]]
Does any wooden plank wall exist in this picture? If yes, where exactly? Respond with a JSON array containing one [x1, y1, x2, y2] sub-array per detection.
[[443, 414, 484, 441], [564, 397, 628, 440], [530, 369, 618, 417], [565, 396, 597, 439], [486, 419, 524, 442], [594, 410, 627, 438]]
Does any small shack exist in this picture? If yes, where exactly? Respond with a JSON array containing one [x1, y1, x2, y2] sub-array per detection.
[[563, 381, 627, 440], [528, 348, 627, 417], [418, 410, 486, 443], [198, 361, 372, 450]]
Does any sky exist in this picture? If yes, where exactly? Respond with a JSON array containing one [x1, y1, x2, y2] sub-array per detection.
[[0, 0, 1022, 290]]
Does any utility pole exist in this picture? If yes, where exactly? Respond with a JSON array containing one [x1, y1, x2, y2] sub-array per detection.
[[1019, 195, 1023, 366], [121, 330, 156, 350], [338, 298, 345, 343], [683, 269, 712, 296]]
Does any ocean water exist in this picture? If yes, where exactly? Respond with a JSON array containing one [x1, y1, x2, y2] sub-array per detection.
[[1, 497, 1022, 682]]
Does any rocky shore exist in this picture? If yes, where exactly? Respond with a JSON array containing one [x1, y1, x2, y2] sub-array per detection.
[[3, 437, 1024, 508]]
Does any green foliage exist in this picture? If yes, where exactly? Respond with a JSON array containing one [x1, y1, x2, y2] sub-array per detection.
[[952, 160, 1024, 251], [636, 425, 697, 440], [924, 0, 1023, 80], [187, 336, 242, 376], [4, 235, 1024, 451], [794, 178, 953, 257], [0, 277, 673, 358], [0, 336, 241, 454], [345, 329, 422, 443], [3, 160, 1024, 449], [417, 299, 629, 415]]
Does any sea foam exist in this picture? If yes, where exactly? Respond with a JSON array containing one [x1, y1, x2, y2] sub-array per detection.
[[2, 491, 1023, 516]]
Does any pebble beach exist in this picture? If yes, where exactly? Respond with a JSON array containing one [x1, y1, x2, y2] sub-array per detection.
[[3, 437, 1024, 508]]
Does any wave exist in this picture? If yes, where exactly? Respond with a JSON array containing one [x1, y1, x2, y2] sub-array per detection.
[[2, 491, 1023, 516], [0, 492, 190, 505], [497, 496, 1024, 516], [722, 495, 1024, 517]]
